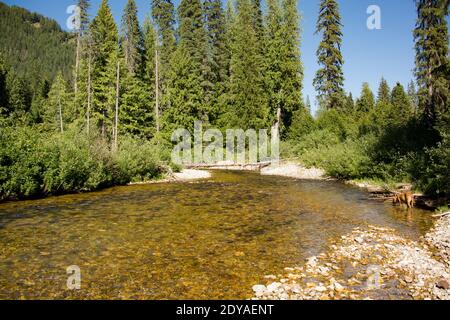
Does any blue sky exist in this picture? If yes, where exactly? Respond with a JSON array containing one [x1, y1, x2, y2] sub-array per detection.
[[3, 0, 418, 114]]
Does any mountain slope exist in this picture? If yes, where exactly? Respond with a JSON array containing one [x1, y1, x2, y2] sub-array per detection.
[[0, 2, 75, 90]]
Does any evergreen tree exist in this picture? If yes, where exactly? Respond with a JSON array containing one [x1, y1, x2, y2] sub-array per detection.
[[390, 82, 413, 124], [305, 95, 312, 113], [90, 0, 119, 137], [224, 0, 268, 130], [0, 3, 75, 93], [121, 0, 144, 76], [344, 92, 354, 113], [265, 0, 304, 135], [356, 83, 375, 113], [119, 72, 153, 137], [74, 0, 90, 94], [265, 0, 284, 125], [313, 0, 345, 110], [164, 0, 207, 131], [288, 106, 316, 140], [30, 79, 50, 123], [414, 0, 449, 128], [151, 0, 176, 78], [6, 71, 31, 121], [407, 80, 419, 114], [377, 77, 391, 105], [280, 0, 304, 130], [250, 0, 264, 42], [142, 18, 158, 133], [203, 0, 227, 119], [0, 56, 8, 116], [43, 73, 71, 132]]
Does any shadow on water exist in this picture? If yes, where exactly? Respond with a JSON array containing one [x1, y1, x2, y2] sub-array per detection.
[[0, 171, 434, 299]]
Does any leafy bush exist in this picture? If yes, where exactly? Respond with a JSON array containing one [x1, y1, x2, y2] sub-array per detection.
[[0, 125, 172, 200], [113, 136, 171, 184]]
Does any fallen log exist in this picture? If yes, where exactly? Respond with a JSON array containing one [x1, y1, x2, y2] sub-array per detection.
[[432, 211, 450, 218]]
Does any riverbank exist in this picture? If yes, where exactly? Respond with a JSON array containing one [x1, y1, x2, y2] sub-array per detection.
[[252, 218, 450, 300], [260, 161, 448, 210], [128, 169, 211, 185], [260, 162, 327, 180]]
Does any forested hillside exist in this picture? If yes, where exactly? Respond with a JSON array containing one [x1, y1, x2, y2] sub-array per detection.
[[0, 2, 74, 90], [0, 0, 448, 201]]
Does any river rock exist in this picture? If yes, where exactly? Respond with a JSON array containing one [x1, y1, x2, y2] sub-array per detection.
[[333, 282, 345, 292], [436, 279, 450, 290], [252, 285, 266, 293], [314, 285, 327, 292], [354, 237, 364, 244], [306, 256, 318, 267], [266, 282, 281, 292]]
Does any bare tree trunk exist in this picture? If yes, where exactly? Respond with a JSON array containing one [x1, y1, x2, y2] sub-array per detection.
[[113, 61, 120, 151], [74, 32, 80, 95], [270, 105, 281, 165], [155, 48, 160, 133], [87, 51, 92, 136], [58, 92, 64, 133]]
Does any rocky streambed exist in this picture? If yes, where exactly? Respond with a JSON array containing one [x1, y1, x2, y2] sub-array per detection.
[[252, 217, 450, 300]]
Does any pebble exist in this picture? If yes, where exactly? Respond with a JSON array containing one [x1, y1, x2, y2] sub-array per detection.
[[252, 285, 266, 293], [266, 282, 281, 292], [252, 221, 450, 300], [436, 279, 449, 290]]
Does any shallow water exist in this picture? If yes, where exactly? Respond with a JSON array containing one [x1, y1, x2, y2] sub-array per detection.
[[0, 171, 434, 299]]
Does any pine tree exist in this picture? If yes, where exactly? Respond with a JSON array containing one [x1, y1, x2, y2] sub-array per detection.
[[265, 0, 303, 135], [30, 79, 50, 123], [43, 73, 71, 132], [356, 83, 375, 113], [265, 0, 284, 125], [6, 72, 31, 121], [90, 0, 119, 137], [143, 17, 158, 133], [151, 0, 176, 79], [203, 0, 227, 120], [121, 0, 144, 76], [390, 82, 413, 124], [377, 77, 391, 105], [305, 95, 312, 112], [164, 0, 207, 132], [344, 92, 354, 113], [280, 0, 304, 130], [0, 56, 8, 116], [414, 0, 449, 128], [313, 0, 345, 110], [251, 0, 264, 42], [120, 17, 155, 139], [224, 0, 268, 130], [288, 106, 316, 140], [74, 0, 90, 95], [407, 80, 419, 114]]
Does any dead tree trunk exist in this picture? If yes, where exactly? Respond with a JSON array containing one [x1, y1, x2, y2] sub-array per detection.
[[58, 91, 64, 133], [155, 48, 160, 133], [87, 50, 92, 136], [113, 61, 120, 151]]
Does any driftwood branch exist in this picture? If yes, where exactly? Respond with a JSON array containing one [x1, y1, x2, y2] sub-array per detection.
[[432, 211, 450, 218]]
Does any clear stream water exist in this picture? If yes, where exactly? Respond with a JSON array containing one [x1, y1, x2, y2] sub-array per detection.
[[0, 171, 434, 299]]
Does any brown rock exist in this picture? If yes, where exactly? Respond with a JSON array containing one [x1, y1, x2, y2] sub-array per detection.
[[436, 279, 450, 290]]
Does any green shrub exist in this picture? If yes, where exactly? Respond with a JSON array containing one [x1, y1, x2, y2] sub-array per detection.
[[0, 125, 172, 200], [113, 136, 170, 184]]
